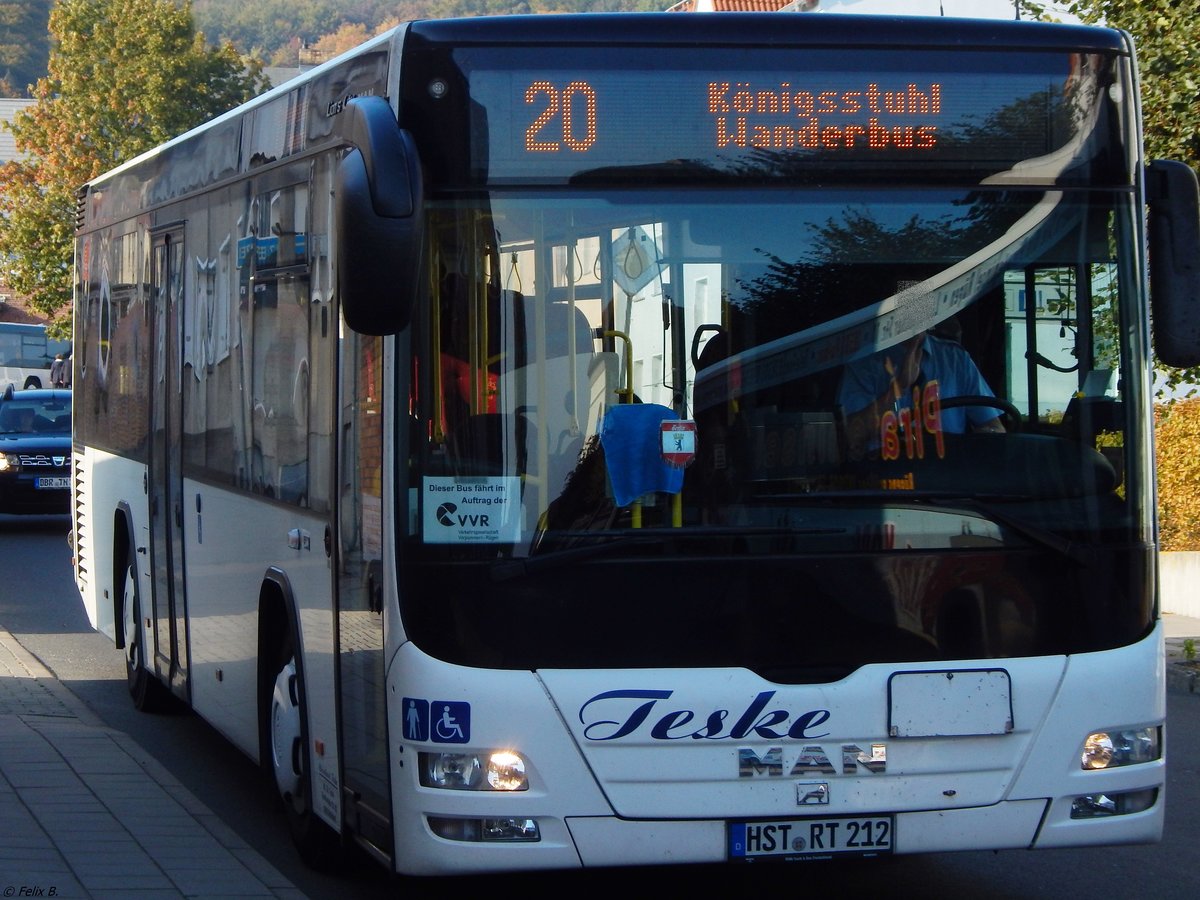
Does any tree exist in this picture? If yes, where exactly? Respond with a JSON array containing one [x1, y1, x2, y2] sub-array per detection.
[[313, 22, 375, 57], [0, 0, 268, 332], [1023, 0, 1200, 394], [1025, 0, 1199, 168]]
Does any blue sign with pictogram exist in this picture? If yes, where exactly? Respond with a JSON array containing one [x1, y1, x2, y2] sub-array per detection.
[[402, 697, 471, 744]]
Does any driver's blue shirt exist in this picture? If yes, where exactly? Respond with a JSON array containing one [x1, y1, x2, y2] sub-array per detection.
[[840, 334, 998, 435]]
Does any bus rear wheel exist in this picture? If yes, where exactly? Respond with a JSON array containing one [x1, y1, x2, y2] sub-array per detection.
[[265, 633, 341, 869]]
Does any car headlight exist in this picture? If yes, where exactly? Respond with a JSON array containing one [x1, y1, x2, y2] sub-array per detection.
[[0, 453, 16, 472], [419, 749, 529, 791], [1081, 726, 1161, 770]]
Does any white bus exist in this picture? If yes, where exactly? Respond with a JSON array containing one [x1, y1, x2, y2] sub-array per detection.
[[72, 13, 1200, 875], [0, 322, 70, 390]]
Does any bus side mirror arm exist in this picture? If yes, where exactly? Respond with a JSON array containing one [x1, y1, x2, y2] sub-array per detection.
[[1147, 159, 1200, 368], [334, 96, 424, 336]]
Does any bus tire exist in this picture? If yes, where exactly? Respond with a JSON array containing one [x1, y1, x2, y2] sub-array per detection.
[[265, 628, 342, 870], [120, 543, 168, 712]]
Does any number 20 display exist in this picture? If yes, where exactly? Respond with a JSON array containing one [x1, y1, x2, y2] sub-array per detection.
[[525, 81, 598, 153]]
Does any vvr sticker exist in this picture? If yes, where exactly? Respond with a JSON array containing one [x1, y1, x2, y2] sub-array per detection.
[[402, 698, 471, 743]]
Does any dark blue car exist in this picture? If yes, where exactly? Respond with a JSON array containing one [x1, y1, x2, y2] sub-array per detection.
[[0, 386, 71, 515]]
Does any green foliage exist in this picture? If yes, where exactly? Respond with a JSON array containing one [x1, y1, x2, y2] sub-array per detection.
[[1023, 0, 1200, 397], [1024, 0, 1199, 168], [0, 0, 268, 329], [1154, 399, 1200, 551]]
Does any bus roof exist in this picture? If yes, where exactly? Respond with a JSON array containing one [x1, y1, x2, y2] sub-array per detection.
[[407, 11, 1126, 52]]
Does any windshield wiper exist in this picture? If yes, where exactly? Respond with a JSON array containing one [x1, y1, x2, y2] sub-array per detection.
[[929, 495, 1088, 566], [493, 525, 845, 583], [740, 490, 1089, 565], [491, 535, 663, 583]]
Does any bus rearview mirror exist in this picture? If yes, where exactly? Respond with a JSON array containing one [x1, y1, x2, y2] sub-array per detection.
[[1147, 159, 1200, 368], [334, 96, 425, 336]]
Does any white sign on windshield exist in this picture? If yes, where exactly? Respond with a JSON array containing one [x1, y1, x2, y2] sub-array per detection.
[[422, 476, 523, 544]]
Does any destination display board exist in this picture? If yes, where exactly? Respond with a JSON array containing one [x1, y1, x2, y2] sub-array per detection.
[[448, 48, 1126, 185]]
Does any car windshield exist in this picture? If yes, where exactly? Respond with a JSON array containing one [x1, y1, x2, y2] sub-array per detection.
[[0, 398, 71, 434]]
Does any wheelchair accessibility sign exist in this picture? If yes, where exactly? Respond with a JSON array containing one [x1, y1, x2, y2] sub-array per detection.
[[403, 698, 471, 743]]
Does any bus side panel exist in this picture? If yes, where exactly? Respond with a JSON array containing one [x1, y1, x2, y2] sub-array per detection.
[[73, 446, 148, 644], [182, 478, 341, 827]]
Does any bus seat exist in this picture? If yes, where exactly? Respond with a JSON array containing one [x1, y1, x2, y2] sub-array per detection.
[[448, 412, 529, 476], [501, 299, 605, 496], [1060, 395, 1124, 487], [1061, 395, 1122, 441], [538, 299, 596, 358]]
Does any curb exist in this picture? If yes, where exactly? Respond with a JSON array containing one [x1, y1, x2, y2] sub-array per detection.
[[0, 628, 106, 724]]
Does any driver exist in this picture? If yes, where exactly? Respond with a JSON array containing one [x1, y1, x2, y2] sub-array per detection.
[[840, 329, 1005, 459]]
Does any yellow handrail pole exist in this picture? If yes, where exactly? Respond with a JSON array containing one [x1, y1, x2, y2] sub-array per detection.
[[600, 329, 635, 404]]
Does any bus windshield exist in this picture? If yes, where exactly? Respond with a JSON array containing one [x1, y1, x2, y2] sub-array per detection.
[[402, 184, 1146, 676]]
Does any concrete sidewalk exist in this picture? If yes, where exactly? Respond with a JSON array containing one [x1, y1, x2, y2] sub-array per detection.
[[0, 630, 304, 899]]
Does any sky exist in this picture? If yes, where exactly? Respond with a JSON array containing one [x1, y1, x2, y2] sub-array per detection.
[[817, 0, 1079, 22]]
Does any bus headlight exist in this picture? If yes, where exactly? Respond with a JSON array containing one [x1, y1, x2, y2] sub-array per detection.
[[485, 750, 528, 790], [1080, 726, 1160, 770], [420, 749, 529, 791]]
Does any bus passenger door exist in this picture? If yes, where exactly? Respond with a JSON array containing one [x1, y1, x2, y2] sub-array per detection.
[[149, 228, 189, 699], [336, 331, 392, 855]]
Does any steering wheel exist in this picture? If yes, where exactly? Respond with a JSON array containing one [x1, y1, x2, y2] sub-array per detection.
[[939, 395, 1022, 432]]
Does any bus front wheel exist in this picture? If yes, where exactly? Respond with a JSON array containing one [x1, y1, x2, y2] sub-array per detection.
[[121, 545, 167, 712], [265, 633, 341, 869]]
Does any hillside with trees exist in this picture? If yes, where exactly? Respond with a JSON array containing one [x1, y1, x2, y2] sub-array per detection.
[[190, 0, 660, 66], [0, 0, 658, 94], [0, 1, 50, 95]]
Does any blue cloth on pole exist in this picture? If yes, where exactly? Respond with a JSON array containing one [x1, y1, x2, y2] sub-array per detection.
[[600, 403, 685, 507]]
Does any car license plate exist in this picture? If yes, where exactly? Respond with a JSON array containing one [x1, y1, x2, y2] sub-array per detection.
[[728, 816, 893, 861], [35, 476, 70, 489]]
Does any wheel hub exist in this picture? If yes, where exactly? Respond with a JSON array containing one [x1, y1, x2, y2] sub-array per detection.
[[271, 658, 303, 806]]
